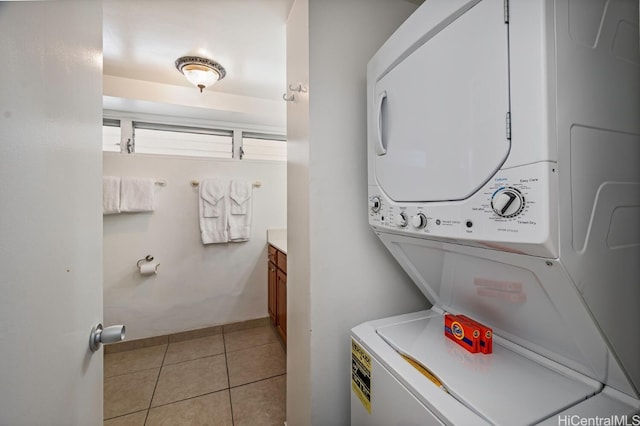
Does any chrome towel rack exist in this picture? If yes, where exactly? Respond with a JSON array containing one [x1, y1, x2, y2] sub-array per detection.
[[190, 180, 261, 188]]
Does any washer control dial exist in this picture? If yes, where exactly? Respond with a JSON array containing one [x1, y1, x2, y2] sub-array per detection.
[[369, 196, 381, 213], [411, 213, 427, 229], [491, 187, 525, 218], [394, 212, 408, 228]]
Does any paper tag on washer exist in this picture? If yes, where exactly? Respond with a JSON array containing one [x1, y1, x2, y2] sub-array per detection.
[[351, 339, 372, 413]]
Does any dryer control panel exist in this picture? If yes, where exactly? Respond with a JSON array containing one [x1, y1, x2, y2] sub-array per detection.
[[369, 162, 558, 258]]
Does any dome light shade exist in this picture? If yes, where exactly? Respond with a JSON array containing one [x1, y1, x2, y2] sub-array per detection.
[[175, 56, 226, 93]]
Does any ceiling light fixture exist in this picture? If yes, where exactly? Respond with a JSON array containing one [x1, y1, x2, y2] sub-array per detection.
[[175, 56, 226, 93]]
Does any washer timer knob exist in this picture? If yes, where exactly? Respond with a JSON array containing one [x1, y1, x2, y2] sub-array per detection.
[[491, 187, 525, 218], [394, 212, 408, 228], [411, 213, 427, 229]]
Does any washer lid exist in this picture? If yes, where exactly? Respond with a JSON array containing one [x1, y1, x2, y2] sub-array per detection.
[[371, 0, 510, 202], [377, 315, 600, 425]]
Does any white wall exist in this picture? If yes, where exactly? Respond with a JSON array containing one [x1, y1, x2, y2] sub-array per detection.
[[285, 0, 311, 424], [103, 153, 286, 340], [286, 1, 430, 425], [103, 75, 286, 132]]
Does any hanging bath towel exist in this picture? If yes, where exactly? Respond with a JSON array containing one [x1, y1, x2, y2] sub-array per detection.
[[120, 177, 155, 212], [199, 178, 228, 244], [103, 176, 121, 215], [228, 179, 252, 242]]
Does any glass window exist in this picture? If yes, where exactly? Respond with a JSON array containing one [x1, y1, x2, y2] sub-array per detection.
[[133, 123, 233, 158], [241, 134, 286, 161], [102, 119, 120, 152]]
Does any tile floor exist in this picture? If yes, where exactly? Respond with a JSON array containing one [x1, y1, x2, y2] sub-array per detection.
[[104, 324, 286, 426]]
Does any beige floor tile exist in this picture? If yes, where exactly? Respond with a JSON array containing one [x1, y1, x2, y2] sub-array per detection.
[[227, 342, 286, 387], [164, 335, 225, 365], [104, 345, 166, 378], [230, 375, 286, 426], [224, 325, 279, 353], [146, 391, 233, 426], [151, 355, 228, 407], [103, 410, 147, 426], [104, 369, 159, 419]]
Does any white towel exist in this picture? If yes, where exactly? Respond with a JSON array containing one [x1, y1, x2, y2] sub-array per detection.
[[103, 176, 121, 215], [199, 178, 228, 244], [228, 180, 252, 242], [120, 177, 155, 212]]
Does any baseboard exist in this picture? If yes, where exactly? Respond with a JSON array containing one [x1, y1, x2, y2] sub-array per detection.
[[104, 316, 270, 354]]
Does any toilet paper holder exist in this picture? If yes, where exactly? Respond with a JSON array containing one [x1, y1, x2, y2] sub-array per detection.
[[137, 255, 154, 268], [137, 254, 159, 274]]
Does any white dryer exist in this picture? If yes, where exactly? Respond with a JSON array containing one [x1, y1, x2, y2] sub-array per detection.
[[352, 0, 640, 424]]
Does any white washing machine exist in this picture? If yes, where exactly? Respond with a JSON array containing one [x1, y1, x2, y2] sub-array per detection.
[[352, 0, 640, 424]]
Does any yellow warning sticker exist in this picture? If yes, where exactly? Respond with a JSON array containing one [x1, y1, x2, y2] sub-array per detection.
[[351, 339, 371, 414]]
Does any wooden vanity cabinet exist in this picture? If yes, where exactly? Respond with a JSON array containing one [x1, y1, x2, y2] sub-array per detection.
[[276, 268, 287, 344], [268, 244, 287, 345], [268, 260, 277, 325]]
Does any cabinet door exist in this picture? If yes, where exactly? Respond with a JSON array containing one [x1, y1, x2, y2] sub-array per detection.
[[277, 250, 287, 274], [277, 269, 287, 345], [268, 245, 277, 264], [268, 261, 277, 325]]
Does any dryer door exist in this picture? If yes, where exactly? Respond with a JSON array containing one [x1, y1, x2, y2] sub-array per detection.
[[372, 0, 510, 203]]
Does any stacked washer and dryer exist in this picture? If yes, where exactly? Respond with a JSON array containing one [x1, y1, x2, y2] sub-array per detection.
[[351, 0, 640, 424]]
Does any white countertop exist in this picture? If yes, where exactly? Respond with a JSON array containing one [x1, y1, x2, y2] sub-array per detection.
[[267, 228, 287, 254]]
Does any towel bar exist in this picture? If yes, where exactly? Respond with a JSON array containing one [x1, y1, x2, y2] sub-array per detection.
[[190, 180, 261, 188]]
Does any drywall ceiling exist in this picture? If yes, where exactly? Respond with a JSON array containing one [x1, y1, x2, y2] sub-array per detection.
[[103, 0, 294, 101]]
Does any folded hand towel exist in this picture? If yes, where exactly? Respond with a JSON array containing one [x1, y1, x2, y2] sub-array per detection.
[[200, 179, 227, 218], [199, 178, 228, 244], [120, 177, 155, 212], [229, 179, 251, 215], [103, 176, 121, 215], [228, 180, 252, 242]]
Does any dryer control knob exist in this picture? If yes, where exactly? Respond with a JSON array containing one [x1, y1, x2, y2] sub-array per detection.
[[491, 188, 525, 218], [369, 196, 381, 213], [411, 213, 427, 229], [394, 212, 408, 227]]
